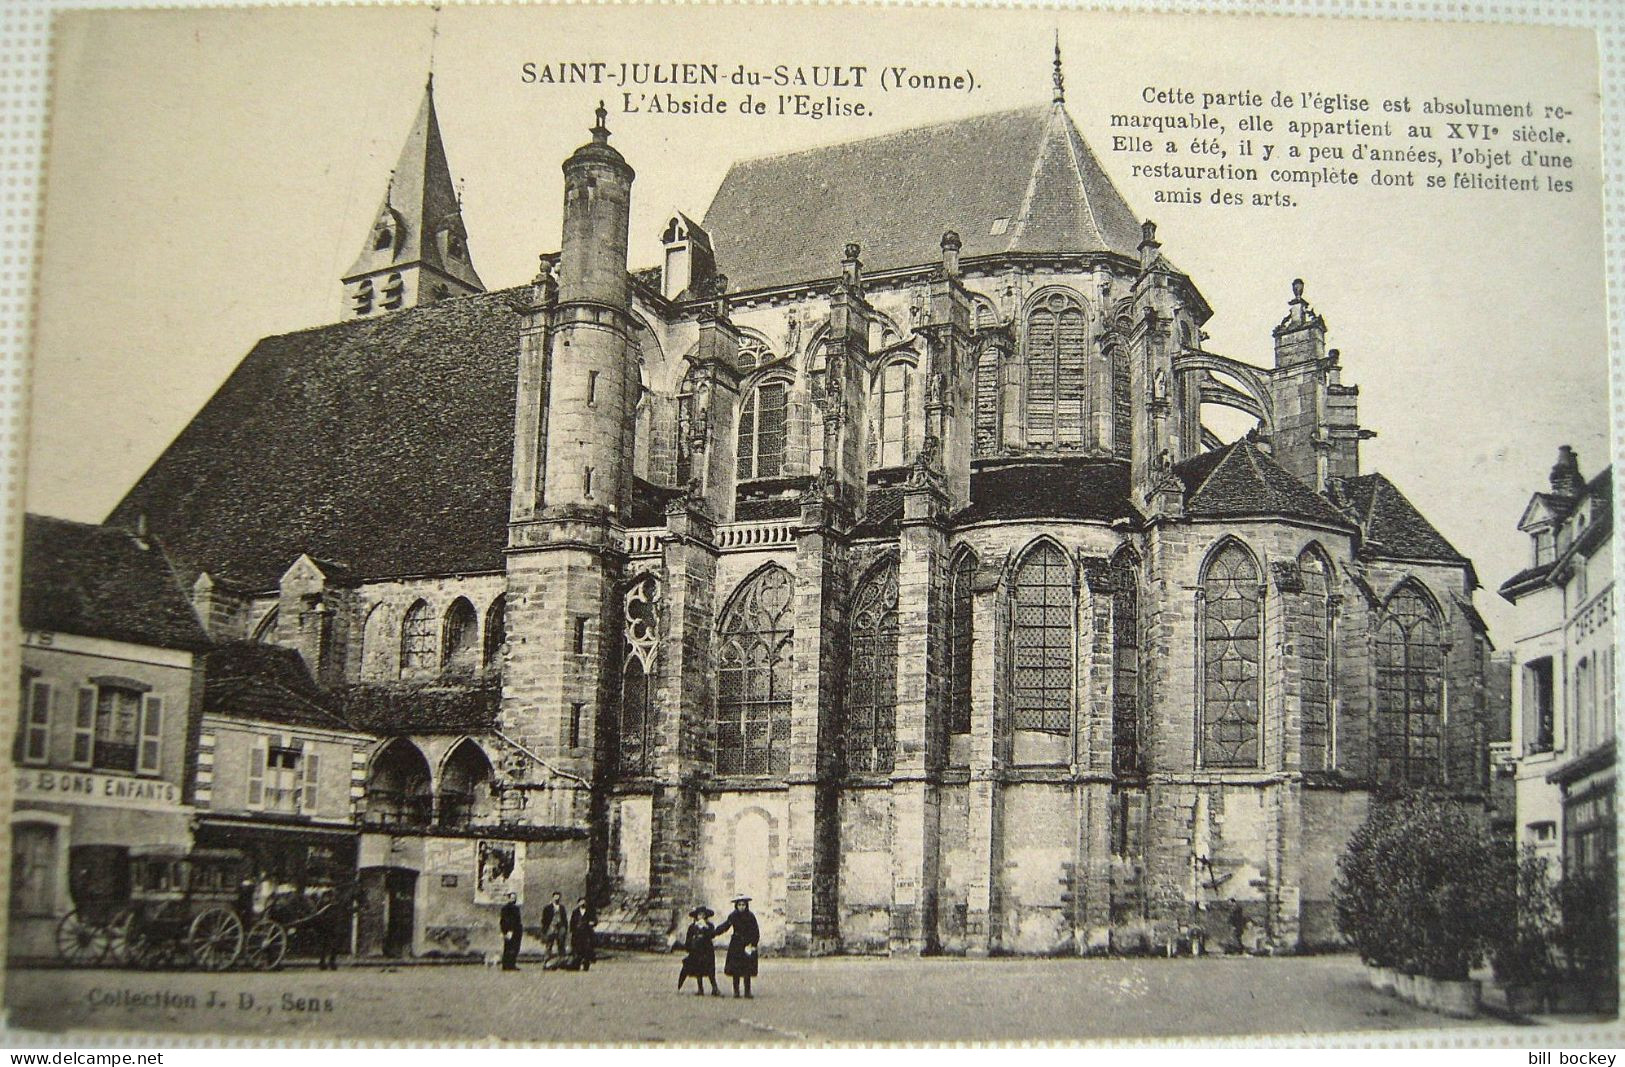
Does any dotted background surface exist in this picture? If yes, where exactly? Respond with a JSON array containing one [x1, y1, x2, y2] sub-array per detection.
[[0, 0, 1618, 1050]]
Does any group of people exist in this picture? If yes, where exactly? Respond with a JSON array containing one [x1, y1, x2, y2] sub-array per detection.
[[677, 896, 761, 999], [498, 891, 596, 972]]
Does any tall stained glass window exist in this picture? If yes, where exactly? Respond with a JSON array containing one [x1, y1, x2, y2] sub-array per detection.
[[717, 566, 794, 775], [846, 560, 899, 774], [871, 362, 916, 468], [1376, 583, 1444, 786], [974, 345, 1001, 455], [1024, 291, 1087, 446], [1012, 542, 1073, 734], [1110, 548, 1140, 774], [737, 380, 788, 480], [1200, 542, 1262, 768], [1299, 549, 1334, 771], [948, 550, 977, 738], [619, 576, 660, 777]]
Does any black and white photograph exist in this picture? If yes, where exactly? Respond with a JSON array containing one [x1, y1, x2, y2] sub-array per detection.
[[2, 0, 1617, 1046]]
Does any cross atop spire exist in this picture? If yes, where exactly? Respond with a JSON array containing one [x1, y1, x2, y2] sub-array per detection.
[[1053, 31, 1065, 105]]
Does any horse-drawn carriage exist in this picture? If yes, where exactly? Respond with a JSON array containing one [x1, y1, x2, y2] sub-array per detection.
[[53, 844, 347, 971]]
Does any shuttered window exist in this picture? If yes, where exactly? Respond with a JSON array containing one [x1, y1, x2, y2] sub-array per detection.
[[22, 681, 51, 765], [137, 695, 163, 775], [247, 736, 267, 809], [1024, 292, 1087, 447], [72, 688, 95, 767]]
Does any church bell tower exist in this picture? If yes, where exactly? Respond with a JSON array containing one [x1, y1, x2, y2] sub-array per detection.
[[341, 76, 484, 318]]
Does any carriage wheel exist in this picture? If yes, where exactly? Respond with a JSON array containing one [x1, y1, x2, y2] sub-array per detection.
[[244, 919, 288, 971], [54, 910, 111, 966], [104, 907, 137, 966], [187, 907, 244, 971]]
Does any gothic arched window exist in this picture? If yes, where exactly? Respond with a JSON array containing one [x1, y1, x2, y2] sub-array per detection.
[[974, 344, 1001, 455], [1110, 548, 1141, 774], [1024, 291, 1087, 446], [948, 549, 978, 738], [619, 576, 660, 777], [717, 566, 794, 776], [400, 600, 436, 677], [1012, 541, 1074, 735], [737, 379, 788, 480], [441, 597, 478, 673], [737, 336, 772, 372], [1298, 548, 1334, 771], [675, 364, 702, 484], [483, 594, 506, 668], [870, 361, 916, 468], [846, 559, 899, 775], [1110, 342, 1132, 460], [1376, 583, 1444, 786], [1199, 542, 1263, 768]]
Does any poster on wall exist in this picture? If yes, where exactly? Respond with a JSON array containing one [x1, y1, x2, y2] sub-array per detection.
[[474, 839, 522, 905]]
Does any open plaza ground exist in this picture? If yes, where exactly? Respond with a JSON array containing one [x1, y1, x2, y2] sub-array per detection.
[[4, 952, 1617, 1044]]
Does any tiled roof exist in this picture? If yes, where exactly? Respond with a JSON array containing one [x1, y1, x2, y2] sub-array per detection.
[[109, 287, 532, 589], [21, 514, 210, 652], [1176, 440, 1352, 529], [702, 104, 1145, 293], [203, 642, 352, 730], [959, 459, 1139, 525], [1337, 473, 1468, 563], [339, 679, 501, 736]]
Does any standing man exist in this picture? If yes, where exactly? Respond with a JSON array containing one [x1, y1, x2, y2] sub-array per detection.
[[541, 891, 567, 966], [569, 896, 596, 972], [499, 892, 523, 971], [713, 896, 760, 998]]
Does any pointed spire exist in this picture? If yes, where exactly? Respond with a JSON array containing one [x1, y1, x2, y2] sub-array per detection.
[[1053, 31, 1065, 105], [342, 74, 483, 312]]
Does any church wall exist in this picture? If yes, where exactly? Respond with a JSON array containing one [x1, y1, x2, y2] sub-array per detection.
[[350, 574, 506, 683], [699, 789, 790, 950], [1298, 785, 1368, 947], [998, 782, 1088, 954], [836, 786, 893, 953], [933, 782, 972, 954]]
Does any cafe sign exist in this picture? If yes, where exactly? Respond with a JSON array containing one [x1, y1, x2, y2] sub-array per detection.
[[14, 768, 183, 811]]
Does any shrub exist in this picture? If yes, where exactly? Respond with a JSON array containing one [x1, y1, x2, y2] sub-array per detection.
[[1489, 849, 1558, 987], [1332, 791, 1514, 981], [1553, 867, 1618, 988]]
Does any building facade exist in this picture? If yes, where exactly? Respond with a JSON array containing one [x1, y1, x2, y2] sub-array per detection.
[[1502, 447, 1616, 878], [108, 66, 1503, 957], [11, 516, 209, 959]]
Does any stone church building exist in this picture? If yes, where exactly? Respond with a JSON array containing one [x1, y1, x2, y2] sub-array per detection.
[[110, 60, 1500, 957]]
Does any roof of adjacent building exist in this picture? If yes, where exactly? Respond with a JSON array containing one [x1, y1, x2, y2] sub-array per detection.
[[110, 286, 532, 590], [203, 641, 353, 730], [1176, 439, 1353, 529], [21, 514, 210, 652], [702, 104, 1147, 292], [339, 680, 500, 736], [958, 459, 1139, 525], [1500, 465, 1612, 600], [1336, 472, 1469, 564]]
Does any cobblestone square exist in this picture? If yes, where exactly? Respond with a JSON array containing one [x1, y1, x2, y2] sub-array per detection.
[[3, 954, 1590, 1044]]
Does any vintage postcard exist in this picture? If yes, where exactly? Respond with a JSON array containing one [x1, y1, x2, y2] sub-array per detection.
[[5, 0, 1616, 1046]]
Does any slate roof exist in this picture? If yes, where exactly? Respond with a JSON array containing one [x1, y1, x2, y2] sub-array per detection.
[[21, 514, 210, 652], [1176, 440, 1352, 529], [339, 680, 501, 736], [203, 642, 352, 730], [958, 459, 1139, 525], [1337, 473, 1468, 564], [701, 104, 1146, 292], [110, 287, 532, 590]]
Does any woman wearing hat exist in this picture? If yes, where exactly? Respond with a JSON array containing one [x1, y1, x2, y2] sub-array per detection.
[[712, 896, 761, 998], [677, 906, 720, 996]]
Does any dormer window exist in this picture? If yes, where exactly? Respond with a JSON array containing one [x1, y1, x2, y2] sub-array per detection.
[[446, 232, 466, 260], [1534, 529, 1554, 566]]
